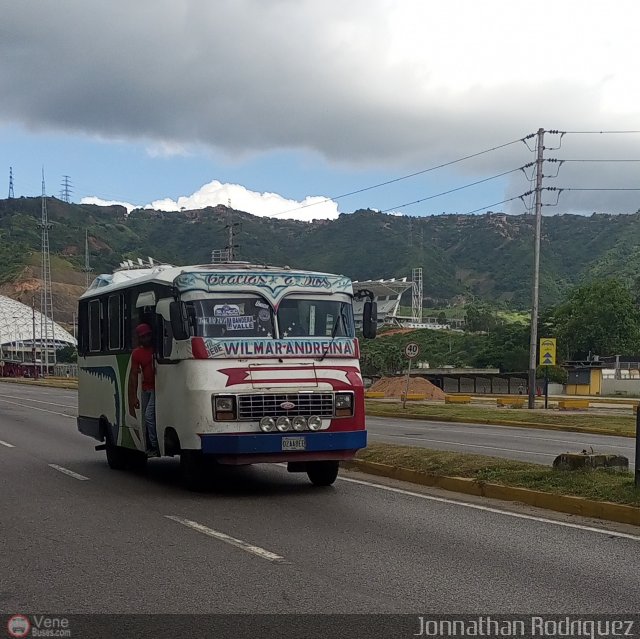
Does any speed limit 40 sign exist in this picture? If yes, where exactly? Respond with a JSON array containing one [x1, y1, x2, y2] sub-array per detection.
[[404, 342, 420, 359]]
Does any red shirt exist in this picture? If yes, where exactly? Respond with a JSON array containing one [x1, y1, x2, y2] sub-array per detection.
[[131, 346, 155, 391]]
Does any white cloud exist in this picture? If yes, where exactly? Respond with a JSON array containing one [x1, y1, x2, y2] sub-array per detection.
[[81, 180, 339, 221], [80, 196, 137, 213]]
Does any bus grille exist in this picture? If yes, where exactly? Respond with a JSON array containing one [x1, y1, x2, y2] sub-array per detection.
[[237, 393, 335, 420]]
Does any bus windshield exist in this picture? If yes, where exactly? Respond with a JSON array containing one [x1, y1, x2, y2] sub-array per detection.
[[277, 297, 355, 338], [186, 296, 274, 339]]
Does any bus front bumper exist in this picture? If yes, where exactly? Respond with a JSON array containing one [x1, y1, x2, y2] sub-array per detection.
[[198, 430, 367, 465]]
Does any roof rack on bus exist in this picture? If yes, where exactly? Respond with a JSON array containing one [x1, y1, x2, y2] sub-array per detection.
[[114, 257, 172, 271]]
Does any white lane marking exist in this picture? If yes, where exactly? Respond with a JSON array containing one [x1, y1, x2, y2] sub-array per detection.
[[48, 464, 89, 481], [165, 515, 288, 563], [0, 439, 15, 448], [338, 475, 640, 542], [0, 393, 76, 409], [372, 433, 557, 458], [0, 397, 75, 419]]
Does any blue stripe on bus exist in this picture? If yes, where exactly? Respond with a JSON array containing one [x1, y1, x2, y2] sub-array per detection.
[[199, 430, 367, 455]]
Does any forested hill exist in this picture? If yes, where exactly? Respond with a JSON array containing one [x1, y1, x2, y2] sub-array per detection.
[[2, 196, 640, 321]]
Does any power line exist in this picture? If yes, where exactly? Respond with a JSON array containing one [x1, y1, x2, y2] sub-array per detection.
[[562, 130, 640, 134], [269, 134, 535, 217], [547, 187, 640, 192], [463, 195, 526, 216], [554, 159, 640, 162], [379, 166, 527, 214]]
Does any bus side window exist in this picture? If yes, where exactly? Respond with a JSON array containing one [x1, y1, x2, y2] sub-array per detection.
[[78, 302, 89, 355], [88, 299, 102, 352], [108, 294, 123, 351]]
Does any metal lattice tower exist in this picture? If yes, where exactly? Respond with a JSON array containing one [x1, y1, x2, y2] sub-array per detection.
[[60, 175, 72, 203], [225, 198, 240, 261], [211, 248, 230, 263], [411, 267, 423, 324], [39, 169, 55, 375], [8, 167, 14, 198], [83, 229, 93, 288]]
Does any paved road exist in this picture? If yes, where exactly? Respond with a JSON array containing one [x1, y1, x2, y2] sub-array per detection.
[[1, 382, 640, 616], [368, 416, 636, 467]]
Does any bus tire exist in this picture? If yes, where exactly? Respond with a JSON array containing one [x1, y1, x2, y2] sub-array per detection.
[[306, 461, 339, 487], [180, 450, 205, 490], [105, 440, 128, 470]]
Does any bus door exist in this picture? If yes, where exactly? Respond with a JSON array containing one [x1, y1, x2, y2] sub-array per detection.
[[153, 298, 181, 446], [130, 290, 159, 452]]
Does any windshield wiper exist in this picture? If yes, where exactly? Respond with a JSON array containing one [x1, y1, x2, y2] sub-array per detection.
[[318, 304, 348, 362]]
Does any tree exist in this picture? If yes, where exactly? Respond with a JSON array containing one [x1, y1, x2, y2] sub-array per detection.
[[471, 323, 529, 371], [57, 345, 77, 363], [465, 302, 497, 333], [553, 279, 640, 359]]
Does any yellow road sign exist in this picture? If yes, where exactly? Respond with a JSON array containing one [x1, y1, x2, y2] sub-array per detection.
[[539, 337, 556, 366]]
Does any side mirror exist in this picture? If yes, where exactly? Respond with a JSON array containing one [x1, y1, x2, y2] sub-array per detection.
[[169, 302, 189, 341], [362, 301, 377, 339]]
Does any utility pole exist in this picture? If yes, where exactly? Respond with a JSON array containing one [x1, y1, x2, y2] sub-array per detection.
[[39, 168, 55, 377], [528, 128, 545, 409], [83, 229, 92, 288], [32, 296, 38, 380], [225, 198, 240, 262]]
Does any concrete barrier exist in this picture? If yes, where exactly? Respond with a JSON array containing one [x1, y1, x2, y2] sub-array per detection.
[[365, 391, 385, 399], [404, 394, 426, 401], [557, 399, 589, 410]]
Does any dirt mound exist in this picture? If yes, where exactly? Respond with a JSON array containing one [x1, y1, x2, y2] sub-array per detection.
[[369, 376, 445, 400]]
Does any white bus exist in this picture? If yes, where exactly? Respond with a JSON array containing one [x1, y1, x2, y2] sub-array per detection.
[[77, 261, 377, 488]]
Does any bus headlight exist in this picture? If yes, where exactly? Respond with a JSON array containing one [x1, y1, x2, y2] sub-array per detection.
[[260, 417, 276, 432], [308, 415, 322, 431], [292, 416, 307, 432], [213, 395, 237, 421], [276, 417, 292, 432], [335, 392, 354, 417]]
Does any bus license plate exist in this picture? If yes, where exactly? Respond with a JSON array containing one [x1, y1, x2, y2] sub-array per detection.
[[282, 436, 306, 451]]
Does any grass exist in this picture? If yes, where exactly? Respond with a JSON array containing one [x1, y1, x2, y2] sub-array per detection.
[[356, 443, 640, 506], [366, 400, 636, 437], [496, 310, 529, 325]]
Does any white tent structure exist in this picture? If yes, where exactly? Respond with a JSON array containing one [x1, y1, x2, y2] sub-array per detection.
[[0, 295, 76, 366], [352, 278, 413, 328]]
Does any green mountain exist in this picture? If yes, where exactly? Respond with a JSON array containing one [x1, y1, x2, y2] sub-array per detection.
[[2, 197, 640, 322]]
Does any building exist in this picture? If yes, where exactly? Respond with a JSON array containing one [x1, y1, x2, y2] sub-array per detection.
[[352, 278, 413, 328], [0, 295, 76, 375], [565, 355, 640, 396], [352, 277, 464, 331]]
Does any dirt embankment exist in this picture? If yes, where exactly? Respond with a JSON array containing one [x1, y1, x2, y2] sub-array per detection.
[[369, 376, 445, 400]]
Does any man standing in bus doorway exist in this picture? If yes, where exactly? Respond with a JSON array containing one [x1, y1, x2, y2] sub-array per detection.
[[128, 323, 160, 457]]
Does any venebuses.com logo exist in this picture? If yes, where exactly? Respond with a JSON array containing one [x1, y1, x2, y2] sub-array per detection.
[[6, 614, 71, 638]]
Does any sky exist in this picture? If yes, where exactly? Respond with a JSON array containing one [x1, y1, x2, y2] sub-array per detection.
[[2, 0, 640, 221]]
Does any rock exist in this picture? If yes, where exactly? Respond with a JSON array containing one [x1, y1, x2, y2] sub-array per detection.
[[553, 452, 629, 471]]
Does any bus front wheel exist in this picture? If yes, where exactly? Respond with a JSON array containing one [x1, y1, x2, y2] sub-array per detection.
[[307, 461, 339, 487]]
